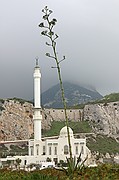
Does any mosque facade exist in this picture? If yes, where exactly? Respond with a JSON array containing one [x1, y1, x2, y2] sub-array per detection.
[[0, 61, 91, 167]]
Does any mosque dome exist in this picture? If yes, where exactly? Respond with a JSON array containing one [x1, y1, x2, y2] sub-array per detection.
[[59, 126, 74, 138]]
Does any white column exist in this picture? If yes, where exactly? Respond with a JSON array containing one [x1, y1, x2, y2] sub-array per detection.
[[33, 61, 42, 141], [34, 66, 41, 108]]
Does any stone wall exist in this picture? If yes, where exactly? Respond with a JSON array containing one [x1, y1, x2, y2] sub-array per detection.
[[42, 108, 83, 122]]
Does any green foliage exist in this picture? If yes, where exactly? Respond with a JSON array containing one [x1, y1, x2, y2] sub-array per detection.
[[0, 144, 8, 158], [71, 121, 92, 133], [0, 164, 119, 179], [46, 157, 51, 162], [73, 92, 119, 109], [42, 121, 65, 137], [73, 104, 85, 109], [0, 144, 8, 152], [61, 154, 87, 179], [0, 99, 5, 104], [0, 169, 58, 180], [87, 92, 119, 105], [87, 134, 119, 154], [16, 158, 21, 165], [42, 121, 92, 137], [9, 145, 28, 155], [0, 106, 5, 111], [100, 93, 119, 103], [0, 144, 28, 158]]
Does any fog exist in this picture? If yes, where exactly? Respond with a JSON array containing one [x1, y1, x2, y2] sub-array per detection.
[[0, 0, 119, 100]]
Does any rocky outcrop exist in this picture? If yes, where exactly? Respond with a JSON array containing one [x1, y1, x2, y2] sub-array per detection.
[[0, 100, 119, 141], [84, 102, 119, 139], [0, 100, 33, 141]]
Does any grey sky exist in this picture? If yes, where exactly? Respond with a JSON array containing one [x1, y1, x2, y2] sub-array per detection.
[[0, 0, 119, 100]]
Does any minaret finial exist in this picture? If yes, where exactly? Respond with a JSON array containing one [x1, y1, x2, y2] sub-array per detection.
[[35, 57, 39, 67]]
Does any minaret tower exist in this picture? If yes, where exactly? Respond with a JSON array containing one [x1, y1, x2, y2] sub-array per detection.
[[33, 58, 42, 141]]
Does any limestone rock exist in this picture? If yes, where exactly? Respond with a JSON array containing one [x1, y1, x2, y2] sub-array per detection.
[[84, 102, 119, 139], [0, 100, 33, 141]]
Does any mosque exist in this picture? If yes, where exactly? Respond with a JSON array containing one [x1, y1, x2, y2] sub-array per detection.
[[0, 60, 91, 167]]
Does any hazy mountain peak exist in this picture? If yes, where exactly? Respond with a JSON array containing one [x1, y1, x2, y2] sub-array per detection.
[[41, 82, 103, 108]]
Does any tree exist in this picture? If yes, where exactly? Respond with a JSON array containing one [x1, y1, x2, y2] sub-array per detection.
[[15, 158, 21, 169], [46, 157, 51, 162], [6, 160, 12, 168]]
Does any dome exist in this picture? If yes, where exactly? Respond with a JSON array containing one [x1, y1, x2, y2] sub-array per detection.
[[59, 126, 74, 138]]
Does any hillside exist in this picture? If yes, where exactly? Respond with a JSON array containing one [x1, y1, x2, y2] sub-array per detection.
[[41, 82, 102, 108], [96, 92, 119, 104], [0, 95, 119, 155], [74, 92, 119, 109]]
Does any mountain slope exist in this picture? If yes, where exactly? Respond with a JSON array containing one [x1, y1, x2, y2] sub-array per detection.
[[41, 82, 103, 108]]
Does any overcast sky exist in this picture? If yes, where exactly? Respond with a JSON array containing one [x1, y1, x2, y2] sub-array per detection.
[[0, 0, 119, 100]]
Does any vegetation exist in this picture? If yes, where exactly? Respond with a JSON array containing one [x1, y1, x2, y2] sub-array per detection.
[[0, 144, 8, 158], [0, 164, 119, 179], [99, 93, 119, 103], [0, 169, 57, 180], [41, 164, 119, 179], [0, 144, 28, 158], [0, 99, 5, 104], [74, 92, 119, 109], [87, 134, 119, 154], [0, 106, 5, 111], [9, 145, 28, 155], [42, 121, 92, 137]]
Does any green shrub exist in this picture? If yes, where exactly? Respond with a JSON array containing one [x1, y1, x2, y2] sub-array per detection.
[[87, 134, 119, 154], [0, 165, 119, 180], [42, 121, 91, 137]]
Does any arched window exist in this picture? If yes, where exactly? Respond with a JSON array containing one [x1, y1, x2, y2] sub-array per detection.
[[64, 145, 68, 155]]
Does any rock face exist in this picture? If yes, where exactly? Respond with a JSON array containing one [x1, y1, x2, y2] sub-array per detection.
[[0, 100, 83, 141], [0, 100, 33, 141], [0, 99, 119, 141], [84, 102, 119, 139]]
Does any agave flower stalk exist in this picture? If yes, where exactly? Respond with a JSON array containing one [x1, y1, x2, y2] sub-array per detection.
[[39, 6, 72, 161]]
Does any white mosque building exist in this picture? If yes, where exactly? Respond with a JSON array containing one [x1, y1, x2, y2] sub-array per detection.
[[0, 60, 91, 167]]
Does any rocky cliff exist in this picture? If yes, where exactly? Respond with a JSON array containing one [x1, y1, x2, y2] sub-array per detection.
[[84, 102, 119, 141], [0, 99, 119, 141], [0, 100, 33, 141]]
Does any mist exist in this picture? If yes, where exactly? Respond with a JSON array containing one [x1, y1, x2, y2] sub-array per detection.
[[0, 0, 119, 100]]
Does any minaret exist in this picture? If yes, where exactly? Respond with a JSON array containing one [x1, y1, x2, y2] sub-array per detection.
[[33, 59, 42, 141]]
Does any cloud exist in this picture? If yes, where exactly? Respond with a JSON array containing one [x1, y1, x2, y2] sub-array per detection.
[[0, 0, 119, 99]]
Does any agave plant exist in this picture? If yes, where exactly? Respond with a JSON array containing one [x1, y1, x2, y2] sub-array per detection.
[[61, 153, 88, 178], [39, 6, 90, 179], [39, 6, 72, 161]]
